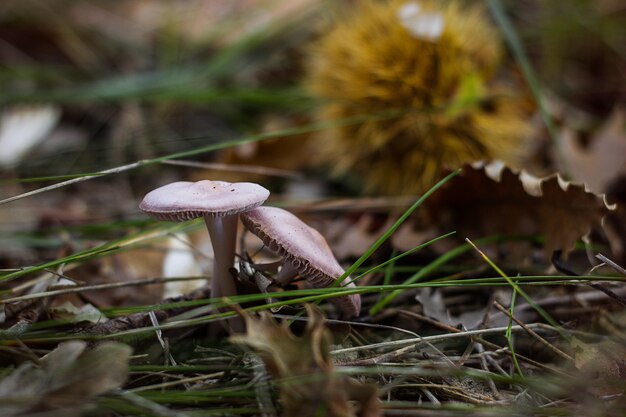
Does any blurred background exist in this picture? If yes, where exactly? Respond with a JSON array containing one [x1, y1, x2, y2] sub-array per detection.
[[1, 3, 626, 415], [0, 0, 625, 302]]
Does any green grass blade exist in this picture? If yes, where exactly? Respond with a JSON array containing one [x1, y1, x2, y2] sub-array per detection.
[[487, 0, 563, 170], [466, 238, 569, 341], [370, 235, 504, 316], [352, 231, 456, 283], [335, 169, 461, 288], [506, 284, 524, 376]]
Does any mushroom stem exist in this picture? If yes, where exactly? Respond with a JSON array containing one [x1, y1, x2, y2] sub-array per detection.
[[204, 214, 244, 332]]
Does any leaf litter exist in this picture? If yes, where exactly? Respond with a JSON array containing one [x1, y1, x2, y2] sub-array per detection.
[[231, 305, 380, 417], [1, 1, 626, 416], [0, 341, 131, 416]]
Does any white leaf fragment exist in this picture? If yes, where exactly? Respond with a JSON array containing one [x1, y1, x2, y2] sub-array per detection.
[[0, 105, 61, 167]]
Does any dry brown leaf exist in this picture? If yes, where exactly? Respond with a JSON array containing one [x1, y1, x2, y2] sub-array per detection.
[[65, 247, 166, 308], [0, 341, 132, 416], [558, 107, 626, 265], [391, 224, 440, 253], [604, 183, 626, 264], [416, 288, 488, 330], [231, 305, 380, 417], [571, 338, 626, 397], [560, 107, 626, 193], [428, 161, 616, 257], [49, 302, 107, 324], [328, 215, 393, 260]]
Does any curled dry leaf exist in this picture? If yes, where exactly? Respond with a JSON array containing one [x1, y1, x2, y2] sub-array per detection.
[[428, 161, 616, 257], [49, 301, 107, 324], [0, 341, 132, 416], [571, 338, 626, 397], [560, 107, 626, 193], [231, 305, 380, 417]]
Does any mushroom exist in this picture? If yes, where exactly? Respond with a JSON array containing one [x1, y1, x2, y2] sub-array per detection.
[[139, 180, 269, 331], [241, 206, 361, 318]]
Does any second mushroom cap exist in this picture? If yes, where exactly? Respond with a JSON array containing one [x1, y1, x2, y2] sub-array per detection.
[[241, 206, 361, 317]]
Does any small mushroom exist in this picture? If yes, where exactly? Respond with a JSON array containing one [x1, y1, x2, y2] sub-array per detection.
[[140, 180, 269, 331], [241, 206, 361, 318]]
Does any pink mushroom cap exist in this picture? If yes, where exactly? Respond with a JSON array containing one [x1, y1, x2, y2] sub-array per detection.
[[241, 206, 361, 317], [139, 180, 269, 220]]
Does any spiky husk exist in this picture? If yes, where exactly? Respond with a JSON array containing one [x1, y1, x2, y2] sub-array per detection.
[[307, 0, 531, 195]]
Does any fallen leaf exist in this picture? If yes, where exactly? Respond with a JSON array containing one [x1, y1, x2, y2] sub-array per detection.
[[0, 341, 132, 416], [391, 224, 440, 253], [604, 179, 626, 264], [416, 288, 487, 330], [330, 215, 393, 260], [571, 337, 626, 397], [427, 161, 616, 257], [560, 107, 626, 193], [66, 247, 166, 308], [0, 105, 61, 168], [231, 305, 380, 417], [49, 302, 107, 324]]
